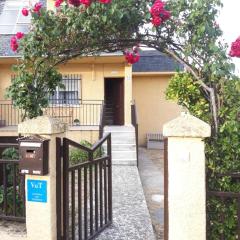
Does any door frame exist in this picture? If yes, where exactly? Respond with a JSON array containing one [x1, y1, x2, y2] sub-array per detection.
[[104, 78, 125, 125]]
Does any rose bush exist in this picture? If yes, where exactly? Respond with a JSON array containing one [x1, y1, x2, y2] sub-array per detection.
[[6, 0, 240, 238]]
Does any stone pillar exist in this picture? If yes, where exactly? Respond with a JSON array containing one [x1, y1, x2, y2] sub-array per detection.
[[18, 116, 65, 240], [163, 113, 211, 240]]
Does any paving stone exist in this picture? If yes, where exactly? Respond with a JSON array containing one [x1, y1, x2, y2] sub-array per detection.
[[138, 148, 164, 240], [96, 166, 155, 240]]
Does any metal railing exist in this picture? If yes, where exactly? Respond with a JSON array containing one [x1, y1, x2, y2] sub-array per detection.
[[0, 140, 25, 222], [99, 103, 106, 139], [131, 101, 139, 167], [207, 172, 240, 239], [0, 100, 103, 127], [0, 100, 24, 127]]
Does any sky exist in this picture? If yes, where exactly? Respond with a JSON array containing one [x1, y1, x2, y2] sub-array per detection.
[[218, 0, 240, 75]]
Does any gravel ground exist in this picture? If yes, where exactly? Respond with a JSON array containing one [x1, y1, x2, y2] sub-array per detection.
[[0, 220, 26, 240], [138, 147, 164, 240]]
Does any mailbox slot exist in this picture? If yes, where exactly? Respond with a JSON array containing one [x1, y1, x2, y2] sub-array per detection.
[[18, 135, 49, 176]]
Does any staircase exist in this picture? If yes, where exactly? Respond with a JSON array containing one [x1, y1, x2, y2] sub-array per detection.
[[104, 104, 115, 125], [103, 125, 137, 166]]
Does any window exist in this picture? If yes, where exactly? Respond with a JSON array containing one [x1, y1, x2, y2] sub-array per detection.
[[0, 0, 35, 34], [49, 74, 81, 105]]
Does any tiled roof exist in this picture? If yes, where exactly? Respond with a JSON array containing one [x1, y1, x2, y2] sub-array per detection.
[[132, 50, 183, 72], [0, 35, 18, 56], [0, 0, 46, 57]]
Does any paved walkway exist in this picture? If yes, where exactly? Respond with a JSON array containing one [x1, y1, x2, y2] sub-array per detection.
[[0, 155, 159, 240], [138, 147, 164, 240], [96, 166, 155, 240], [0, 220, 26, 240]]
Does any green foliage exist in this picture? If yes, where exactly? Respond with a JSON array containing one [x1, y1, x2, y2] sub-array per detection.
[[0, 185, 24, 216], [2, 147, 19, 160], [166, 73, 210, 122], [7, 0, 240, 237], [69, 140, 103, 166], [167, 73, 240, 239], [0, 148, 24, 217]]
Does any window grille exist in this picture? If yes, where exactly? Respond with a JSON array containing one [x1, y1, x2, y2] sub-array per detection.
[[49, 74, 81, 105]]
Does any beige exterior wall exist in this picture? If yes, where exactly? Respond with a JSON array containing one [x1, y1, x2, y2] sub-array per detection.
[[66, 130, 99, 144], [0, 58, 133, 127], [132, 74, 181, 146], [0, 58, 181, 145], [0, 64, 13, 99]]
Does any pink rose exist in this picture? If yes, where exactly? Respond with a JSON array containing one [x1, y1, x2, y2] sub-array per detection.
[[55, 0, 63, 7], [33, 2, 42, 14], [151, 16, 162, 27], [80, 0, 91, 7], [98, 0, 111, 4], [229, 37, 240, 58], [150, 0, 171, 27], [16, 32, 24, 39], [161, 9, 171, 21], [10, 37, 19, 52], [68, 0, 81, 7], [150, 1, 165, 17], [22, 8, 29, 16], [124, 48, 141, 65]]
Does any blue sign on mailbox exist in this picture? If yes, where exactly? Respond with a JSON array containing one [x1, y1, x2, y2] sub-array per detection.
[[27, 179, 47, 203]]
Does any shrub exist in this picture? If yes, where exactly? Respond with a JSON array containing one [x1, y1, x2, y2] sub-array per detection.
[[69, 140, 103, 166], [166, 72, 240, 239], [0, 147, 24, 217], [2, 147, 19, 160]]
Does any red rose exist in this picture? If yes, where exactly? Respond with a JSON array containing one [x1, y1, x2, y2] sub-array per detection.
[[151, 16, 162, 27], [98, 0, 111, 4], [69, 0, 81, 6], [33, 2, 42, 14], [229, 37, 240, 58], [55, 0, 63, 7], [150, 0, 171, 27], [124, 48, 141, 65], [10, 37, 19, 52], [161, 9, 171, 21], [11, 36, 17, 45], [16, 32, 24, 39], [80, 0, 91, 7], [150, 1, 165, 16], [22, 8, 29, 16]]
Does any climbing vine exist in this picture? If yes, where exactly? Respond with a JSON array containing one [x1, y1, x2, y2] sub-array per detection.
[[5, 0, 240, 238]]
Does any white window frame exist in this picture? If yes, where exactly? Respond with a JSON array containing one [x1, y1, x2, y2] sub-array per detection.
[[49, 75, 82, 106]]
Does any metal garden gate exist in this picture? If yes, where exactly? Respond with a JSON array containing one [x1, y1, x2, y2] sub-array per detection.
[[56, 133, 112, 240], [0, 136, 25, 222]]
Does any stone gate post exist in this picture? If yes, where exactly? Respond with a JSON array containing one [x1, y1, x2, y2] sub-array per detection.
[[163, 112, 211, 240], [18, 116, 65, 240]]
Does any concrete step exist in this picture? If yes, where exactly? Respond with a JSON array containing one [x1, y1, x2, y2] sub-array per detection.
[[112, 159, 137, 166], [104, 131, 135, 138], [104, 126, 135, 133], [103, 143, 136, 151], [105, 120, 114, 125], [111, 137, 135, 144], [112, 150, 137, 160], [103, 125, 137, 166]]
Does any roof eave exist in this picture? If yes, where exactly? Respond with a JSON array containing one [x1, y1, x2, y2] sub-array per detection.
[[133, 71, 178, 76]]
